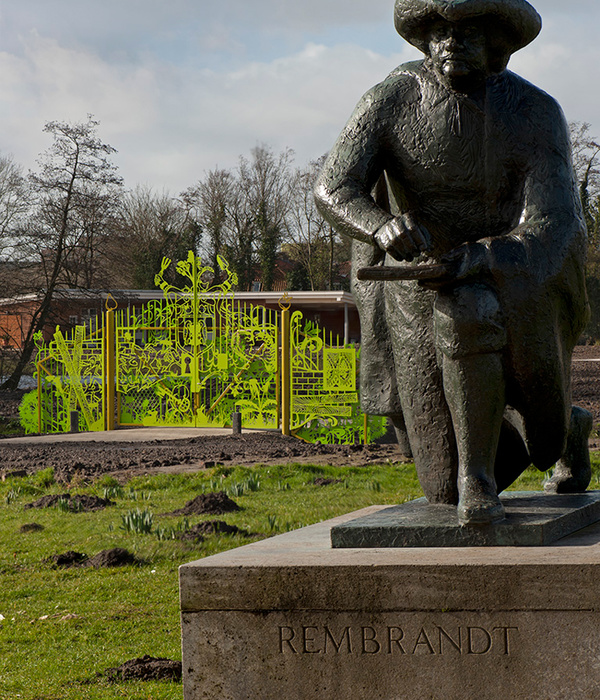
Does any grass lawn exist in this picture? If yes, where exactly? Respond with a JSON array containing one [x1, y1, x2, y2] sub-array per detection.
[[0, 457, 598, 699]]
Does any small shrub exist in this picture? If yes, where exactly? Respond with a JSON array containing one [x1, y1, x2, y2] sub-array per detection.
[[126, 488, 151, 502], [155, 517, 191, 541], [227, 482, 246, 497], [154, 526, 175, 541], [57, 496, 83, 513], [207, 478, 222, 492], [6, 487, 22, 505], [96, 475, 121, 489], [19, 390, 38, 434], [267, 514, 278, 532], [226, 475, 260, 498], [245, 474, 261, 492]]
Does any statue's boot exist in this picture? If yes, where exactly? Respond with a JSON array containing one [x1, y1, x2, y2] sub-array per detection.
[[544, 406, 592, 493], [390, 413, 413, 458], [458, 473, 505, 525]]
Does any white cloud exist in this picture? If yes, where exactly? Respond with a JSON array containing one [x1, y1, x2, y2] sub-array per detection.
[[0, 32, 418, 192], [0, 32, 159, 173], [510, 12, 600, 128], [0, 0, 598, 195]]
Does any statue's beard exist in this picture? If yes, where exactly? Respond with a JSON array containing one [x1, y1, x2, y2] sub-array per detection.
[[435, 57, 488, 92]]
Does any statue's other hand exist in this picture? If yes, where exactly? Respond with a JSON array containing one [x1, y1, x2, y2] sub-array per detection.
[[441, 242, 487, 280], [373, 213, 431, 262], [418, 242, 486, 291]]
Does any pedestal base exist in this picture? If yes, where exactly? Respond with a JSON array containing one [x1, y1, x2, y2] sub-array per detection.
[[180, 503, 600, 700], [331, 491, 600, 547]]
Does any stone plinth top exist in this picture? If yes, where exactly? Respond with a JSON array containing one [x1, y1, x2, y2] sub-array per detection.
[[180, 504, 600, 615]]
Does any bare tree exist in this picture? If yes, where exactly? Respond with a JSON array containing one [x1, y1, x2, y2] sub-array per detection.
[[114, 185, 201, 289], [186, 146, 293, 291], [0, 155, 32, 299], [284, 158, 345, 290], [182, 168, 233, 283], [237, 145, 294, 290], [570, 121, 600, 247], [1, 116, 123, 390]]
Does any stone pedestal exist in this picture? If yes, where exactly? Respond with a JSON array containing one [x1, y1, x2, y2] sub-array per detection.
[[179, 506, 600, 700]]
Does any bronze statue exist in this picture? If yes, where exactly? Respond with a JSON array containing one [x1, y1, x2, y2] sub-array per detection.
[[315, 0, 592, 525]]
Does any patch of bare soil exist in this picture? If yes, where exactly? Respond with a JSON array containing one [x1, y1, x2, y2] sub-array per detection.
[[0, 433, 410, 484], [86, 548, 137, 568], [104, 655, 182, 682], [45, 551, 88, 567], [44, 547, 138, 568], [313, 477, 343, 486], [176, 520, 245, 542], [24, 493, 115, 512], [165, 491, 240, 516], [20, 522, 44, 533]]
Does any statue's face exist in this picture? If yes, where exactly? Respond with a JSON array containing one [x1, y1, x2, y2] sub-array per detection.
[[427, 18, 492, 90]]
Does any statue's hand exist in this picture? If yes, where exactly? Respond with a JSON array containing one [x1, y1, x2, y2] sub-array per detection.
[[373, 213, 431, 262], [418, 242, 486, 291]]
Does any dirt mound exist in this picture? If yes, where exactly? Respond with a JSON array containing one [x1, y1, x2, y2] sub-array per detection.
[[313, 477, 343, 486], [176, 519, 243, 541], [166, 491, 240, 516], [20, 522, 44, 533], [104, 655, 182, 682], [45, 551, 88, 567], [24, 493, 115, 512], [86, 548, 137, 568]]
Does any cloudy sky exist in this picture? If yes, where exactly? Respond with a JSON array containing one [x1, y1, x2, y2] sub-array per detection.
[[1, 0, 598, 194]]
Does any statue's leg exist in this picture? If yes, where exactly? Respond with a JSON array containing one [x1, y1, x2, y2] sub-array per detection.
[[386, 282, 458, 505], [433, 282, 508, 522], [390, 413, 413, 458], [442, 352, 506, 524], [544, 406, 592, 493]]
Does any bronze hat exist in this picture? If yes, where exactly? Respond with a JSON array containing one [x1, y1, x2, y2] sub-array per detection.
[[394, 0, 542, 55]]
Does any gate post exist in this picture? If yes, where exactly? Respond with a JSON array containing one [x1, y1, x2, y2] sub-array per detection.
[[104, 306, 116, 431], [281, 307, 291, 436], [36, 362, 43, 434]]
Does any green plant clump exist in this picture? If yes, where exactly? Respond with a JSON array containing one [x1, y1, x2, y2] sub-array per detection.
[[18, 389, 39, 434], [120, 508, 154, 534]]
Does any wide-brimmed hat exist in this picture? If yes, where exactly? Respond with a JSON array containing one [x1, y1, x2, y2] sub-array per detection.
[[394, 0, 542, 55]]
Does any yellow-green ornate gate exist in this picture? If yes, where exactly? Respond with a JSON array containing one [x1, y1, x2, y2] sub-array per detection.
[[30, 252, 386, 444], [115, 252, 279, 429]]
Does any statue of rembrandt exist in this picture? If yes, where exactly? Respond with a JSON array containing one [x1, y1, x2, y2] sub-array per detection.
[[315, 0, 592, 525]]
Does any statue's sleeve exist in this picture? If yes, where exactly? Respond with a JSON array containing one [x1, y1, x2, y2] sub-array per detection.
[[457, 92, 589, 360], [472, 96, 587, 286], [314, 88, 393, 245]]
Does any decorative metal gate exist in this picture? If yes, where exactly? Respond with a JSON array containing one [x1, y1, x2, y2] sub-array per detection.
[[115, 252, 279, 429], [30, 252, 387, 444], [288, 311, 380, 444], [34, 318, 106, 434]]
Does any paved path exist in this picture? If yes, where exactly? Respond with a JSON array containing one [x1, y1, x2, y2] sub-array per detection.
[[1, 426, 264, 445]]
